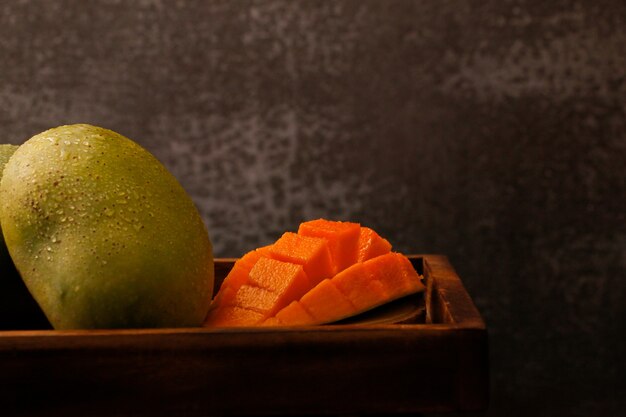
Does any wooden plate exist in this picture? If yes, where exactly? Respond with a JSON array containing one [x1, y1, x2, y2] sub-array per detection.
[[0, 255, 488, 417]]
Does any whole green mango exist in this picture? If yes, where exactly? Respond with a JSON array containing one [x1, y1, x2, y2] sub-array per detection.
[[0, 125, 213, 329]]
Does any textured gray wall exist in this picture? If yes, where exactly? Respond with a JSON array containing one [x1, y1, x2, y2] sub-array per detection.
[[1, 1, 624, 416]]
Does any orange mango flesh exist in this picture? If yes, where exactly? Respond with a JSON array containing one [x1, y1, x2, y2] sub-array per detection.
[[204, 220, 424, 328], [217, 247, 268, 291], [266, 252, 424, 326], [212, 265, 248, 303], [266, 300, 315, 326], [269, 232, 334, 286], [357, 227, 392, 262], [210, 285, 238, 309], [299, 279, 356, 323], [232, 285, 280, 315], [205, 257, 313, 325], [298, 219, 360, 273], [365, 252, 424, 298], [332, 262, 389, 311], [238, 245, 272, 269], [209, 253, 257, 310], [205, 233, 326, 326], [203, 306, 265, 327], [248, 257, 310, 295], [247, 257, 311, 316]]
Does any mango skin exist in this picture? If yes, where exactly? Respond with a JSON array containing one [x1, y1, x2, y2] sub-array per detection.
[[0, 125, 213, 329], [0, 144, 49, 330], [0, 144, 19, 267]]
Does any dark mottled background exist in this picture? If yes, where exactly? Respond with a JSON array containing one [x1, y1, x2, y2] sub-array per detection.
[[1, 0, 624, 416]]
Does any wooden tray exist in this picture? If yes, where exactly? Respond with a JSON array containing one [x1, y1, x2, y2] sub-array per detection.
[[0, 255, 488, 416]]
